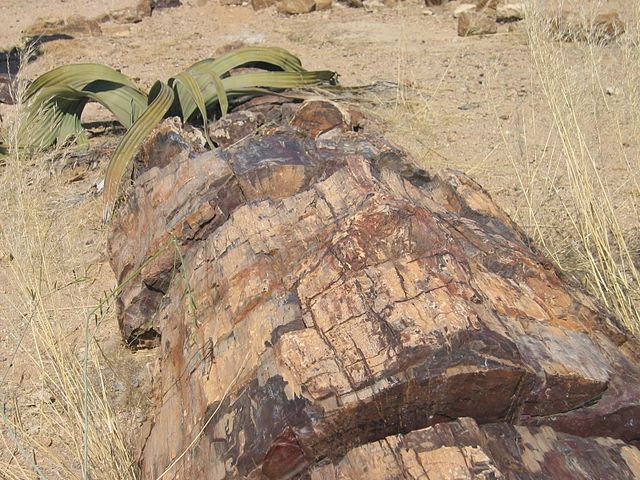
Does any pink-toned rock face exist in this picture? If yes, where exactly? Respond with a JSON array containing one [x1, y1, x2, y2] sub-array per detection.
[[108, 101, 640, 479]]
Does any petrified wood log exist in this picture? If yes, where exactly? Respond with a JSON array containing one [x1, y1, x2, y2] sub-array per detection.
[[310, 417, 640, 479], [108, 101, 640, 479]]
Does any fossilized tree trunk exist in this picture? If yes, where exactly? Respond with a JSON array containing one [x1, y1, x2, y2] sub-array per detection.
[[108, 100, 640, 479]]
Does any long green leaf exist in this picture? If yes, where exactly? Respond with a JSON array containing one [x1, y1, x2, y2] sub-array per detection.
[[179, 47, 330, 120], [20, 83, 147, 149], [25, 63, 141, 102], [194, 70, 336, 116], [183, 69, 335, 120], [82, 80, 148, 127], [187, 47, 305, 79], [170, 72, 214, 148], [210, 72, 229, 116], [20, 88, 81, 149], [102, 81, 174, 222]]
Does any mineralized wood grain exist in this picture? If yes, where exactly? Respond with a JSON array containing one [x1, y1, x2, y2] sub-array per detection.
[[108, 101, 640, 479], [309, 417, 640, 479]]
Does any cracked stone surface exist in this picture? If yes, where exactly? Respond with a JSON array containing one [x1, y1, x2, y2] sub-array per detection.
[[309, 417, 640, 479], [108, 100, 640, 479]]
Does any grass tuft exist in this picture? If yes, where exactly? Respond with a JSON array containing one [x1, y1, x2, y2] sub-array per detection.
[[511, 0, 640, 335], [0, 45, 138, 480]]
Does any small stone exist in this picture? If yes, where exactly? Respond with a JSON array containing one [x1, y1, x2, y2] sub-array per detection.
[[423, 8, 434, 15], [0, 251, 14, 262], [363, 0, 386, 12], [497, 3, 525, 22], [23, 15, 102, 39], [458, 102, 480, 110], [315, 0, 332, 10], [65, 15, 103, 35], [458, 9, 497, 36], [251, 0, 278, 9], [152, 0, 182, 8], [290, 100, 351, 139], [453, 4, 475, 18], [136, 0, 153, 16], [107, 9, 144, 24], [276, 0, 316, 14], [23, 17, 64, 38], [550, 10, 625, 44], [592, 12, 625, 43]]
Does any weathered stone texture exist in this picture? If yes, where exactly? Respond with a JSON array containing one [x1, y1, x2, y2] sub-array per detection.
[[310, 417, 640, 479], [108, 100, 640, 479]]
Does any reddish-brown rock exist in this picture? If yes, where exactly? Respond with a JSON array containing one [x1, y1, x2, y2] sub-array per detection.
[[276, 0, 315, 13], [311, 417, 640, 479], [458, 0, 498, 36], [108, 100, 640, 478], [23, 15, 102, 40], [251, 0, 279, 9], [290, 100, 351, 138]]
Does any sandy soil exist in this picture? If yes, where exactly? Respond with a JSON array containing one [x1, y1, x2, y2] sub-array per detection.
[[2, 0, 537, 196], [1, 0, 638, 475]]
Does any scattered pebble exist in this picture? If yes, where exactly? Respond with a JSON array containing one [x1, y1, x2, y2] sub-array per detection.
[[459, 102, 481, 111]]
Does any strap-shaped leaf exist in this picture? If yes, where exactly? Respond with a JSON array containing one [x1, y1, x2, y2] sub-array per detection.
[[20, 82, 147, 149], [170, 72, 214, 149], [222, 71, 336, 89], [20, 87, 81, 149], [211, 72, 229, 116], [56, 95, 89, 147], [102, 81, 174, 222], [82, 80, 148, 127], [194, 70, 336, 115], [186, 70, 228, 119], [187, 47, 305, 79], [180, 47, 327, 120], [25, 63, 141, 102]]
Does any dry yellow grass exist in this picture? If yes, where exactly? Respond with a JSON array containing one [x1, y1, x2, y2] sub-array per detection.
[[0, 49, 137, 479], [509, 0, 640, 335]]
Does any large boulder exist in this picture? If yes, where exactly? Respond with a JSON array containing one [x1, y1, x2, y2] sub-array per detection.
[[108, 100, 640, 478]]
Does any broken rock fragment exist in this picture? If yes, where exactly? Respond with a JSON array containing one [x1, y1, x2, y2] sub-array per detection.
[[458, 0, 498, 36], [310, 418, 640, 479]]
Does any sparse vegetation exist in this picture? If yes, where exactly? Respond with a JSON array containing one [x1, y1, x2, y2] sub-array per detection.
[[13, 47, 336, 220], [0, 47, 138, 479], [508, 0, 640, 335], [2, 0, 640, 478]]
